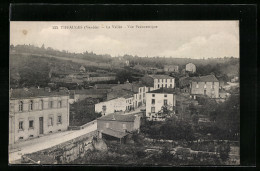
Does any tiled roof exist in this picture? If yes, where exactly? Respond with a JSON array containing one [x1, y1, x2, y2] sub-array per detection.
[[97, 114, 136, 122], [101, 128, 129, 139], [94, 84, 117, 89], [191, 75, 219, 82], [74, 89, 108, 94], [10, 88, 69, 99], [148, 88, 176, 94], [107, 89, 134, 100], [149, 75, 173, 79]]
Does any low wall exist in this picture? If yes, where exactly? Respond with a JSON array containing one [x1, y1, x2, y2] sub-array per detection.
[[68, 120, 97, 130], [22, 131, 97, 164]]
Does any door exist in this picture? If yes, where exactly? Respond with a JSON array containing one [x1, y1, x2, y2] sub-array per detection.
[[39, 117, 43, 134]]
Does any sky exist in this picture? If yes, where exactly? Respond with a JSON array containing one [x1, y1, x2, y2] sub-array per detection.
[[10, 21, 239, 59]]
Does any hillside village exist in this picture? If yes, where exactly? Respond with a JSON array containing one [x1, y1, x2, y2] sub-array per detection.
[[9, 45, 240, 165]]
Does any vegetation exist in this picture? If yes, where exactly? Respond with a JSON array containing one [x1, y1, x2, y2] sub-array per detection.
[[70, 98, 102, 126]]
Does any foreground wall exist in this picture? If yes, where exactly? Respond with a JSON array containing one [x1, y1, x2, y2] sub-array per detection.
[[22, 131, 97, 164]]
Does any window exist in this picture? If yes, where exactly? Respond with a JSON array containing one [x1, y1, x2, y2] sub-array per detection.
[[106, 123, 109, 128], [212, 82, 215, 89], [49, 101, 53, 108], [166, 79, 167, 83], [122, 123, 126, 129], [29, 120, 34, 129], [196, 82, 199, 88], [19, 121, 23, 130], [48, 117, 53, 126], [158, 79, 160, 83], [152, 94, 155, 97], [40, 100, 43, 110], [57, 116, 62, 124], [29, 100, 33, 111], [57, 101, 61, 108], [143, 93, 145, 98], [164, 100, 168, 106], [170, 84, 172, 88], [139, 95, 141, 99], [151, 107, 155, 113], [158, 84, 160, 88], [19, 101, 23, 112], [170, 79, 172, 82], [204, 83, 207, 89], [164, 94, 167, 97], [152, 99, 155, 104]]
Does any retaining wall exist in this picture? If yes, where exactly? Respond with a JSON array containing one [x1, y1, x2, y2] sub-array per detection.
[[22, 130, 97, 164]]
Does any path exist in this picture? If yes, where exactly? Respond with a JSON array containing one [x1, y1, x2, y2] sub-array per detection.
[[9, 121, 97, 164]]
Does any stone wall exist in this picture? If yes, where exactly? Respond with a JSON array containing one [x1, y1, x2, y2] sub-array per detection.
[[22, 131, 97, 164]]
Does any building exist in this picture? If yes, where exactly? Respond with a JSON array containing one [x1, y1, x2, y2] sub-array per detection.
[[164, 65, 179, 73], [9, 87, 70, 145], [94, 84, 117, 90], [97, 114, 141, 142], [95, 97, 126, 116], [141, 75, 175, 90], [111, 81, 150, 109], [79, 66, 86, 72], [146, 88, 177, 121], [69, 89, 107, 104], [190, 75, 219, 98], [185, 63, 196, 73]]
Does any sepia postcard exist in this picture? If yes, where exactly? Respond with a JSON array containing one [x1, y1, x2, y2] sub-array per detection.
[[9, 21, 240, 166]]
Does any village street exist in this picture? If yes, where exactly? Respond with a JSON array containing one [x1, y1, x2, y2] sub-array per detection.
[[9, 121, 97, 164]]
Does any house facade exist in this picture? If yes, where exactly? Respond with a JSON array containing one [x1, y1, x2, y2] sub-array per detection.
[[95, 97, 126, 116], [146, 88, 176, 121], [97, 114, 141, 140], [190, 75, 219, 98], [141, 75, 175, 91], [185, 63, 196, 73], [164, 65, 179, 73], [9, 88, 70, 145]]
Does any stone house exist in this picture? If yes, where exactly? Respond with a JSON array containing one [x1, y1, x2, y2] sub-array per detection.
[[141, 74, 175, 90], [190, 75, 219, 99], [185, 63, 196, 73], [146, 88, 177, 121], [95, 97, 126, 116], [9, 87, 70, 145], [164, 65, 179, 73], [97, 114, 141, 142]]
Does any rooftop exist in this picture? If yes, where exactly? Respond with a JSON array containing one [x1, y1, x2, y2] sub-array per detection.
[[149, 75, 174, 79], [101, 128, 129, 139], [94, 84, 118, 89], [148, 88, 176, 94], [97, 114, 136, 122], [10, 88, 69, 99], [191, 75, 219, 82]]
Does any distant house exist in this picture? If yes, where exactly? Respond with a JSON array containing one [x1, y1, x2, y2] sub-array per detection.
[[97, 114, 141, 142], [69, 89, 107, 104], [185, 63, 196, 73], [9, 87, 70, 145], [141, 75, 175, 90], [190, 75, 219, 99], [95, 97, 126, 116], [94, 84, 117, 90], [164, 65, 179, 73], [79, 66, 86, 73], [146, 88, 177, 121], [111, 81, 149, 109]]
